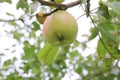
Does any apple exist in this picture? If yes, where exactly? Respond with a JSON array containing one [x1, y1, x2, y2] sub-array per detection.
[[43, 10, 78, 47]]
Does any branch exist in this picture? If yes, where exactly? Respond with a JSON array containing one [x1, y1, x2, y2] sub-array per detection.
[[37, 0, 81, 16], [37, 0, 81, 8], [76, 7, 98, 20], [38, 0, 67, 8], [66, 0, 81, 8]]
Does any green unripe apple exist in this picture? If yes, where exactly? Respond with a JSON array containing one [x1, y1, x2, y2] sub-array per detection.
[[43, 10, 78, 47]]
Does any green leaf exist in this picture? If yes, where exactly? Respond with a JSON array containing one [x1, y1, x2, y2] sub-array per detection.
[[3, 60, 11, 67], [98, 26, 120, 58], [89, 27, 98, 40], [97, 39, 106, 58], [104, 40, 120, 58], [108, 0, 120, 2], [98, 24, 116, 43], [16, 0, 29, 13], [32, 21, 40, 30], [29, 30, 36, 38], [6, 12, 14, 17], [23, 41, 36, 59], [6, 0, 11, 4], [61, 45, 70, 53], [37, 43, 59, 65], [72, 40, 80, 48], [70, 50, 79, 60], [75, 65, 82, 74], [97, 0, 110, 19], [9, 21, 19, 26], [109, 1, 120, 16], [0, 0, 12, 3], [12, 31, 23, 40], [6, 70, 22, 80], [103, 58, 113, 67], [21, 63, 30, 73]]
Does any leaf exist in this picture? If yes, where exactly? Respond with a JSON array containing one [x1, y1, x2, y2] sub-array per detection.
[[96, 0, 110, 19], [32, 21, 40, 30], [12, 31, 23, 40], [96, 17, 120, 58], [99, 20, 115, 30], [75, 65, 82, 74], [98, 24, 116, 43], [0, 0, 11, 3], [23, 41, 36, 59], [61, 45, 70, 53], [104, 39, 120, 58], [89, 27, 98, 40], [37, 43, 59, 65], [16, 0, 29, 13], [103, 58, 113, 67], [72, 40, 80, 48], [70, 50, 79, 60], [98, 25, 120, 58], [6, 0, 11, 4], [109, 1, 120, 16], [21, 63, 30, 73], [97, 39, 106, 58], [6, 12, 14, 17], [6, 70, 22, 80], [29, 30, 36, 38], [9, 21, 19, 26], [3, 60, 11, 67]]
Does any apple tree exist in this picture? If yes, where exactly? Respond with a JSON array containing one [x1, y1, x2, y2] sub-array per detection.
[[0, 0, 120, 80]]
